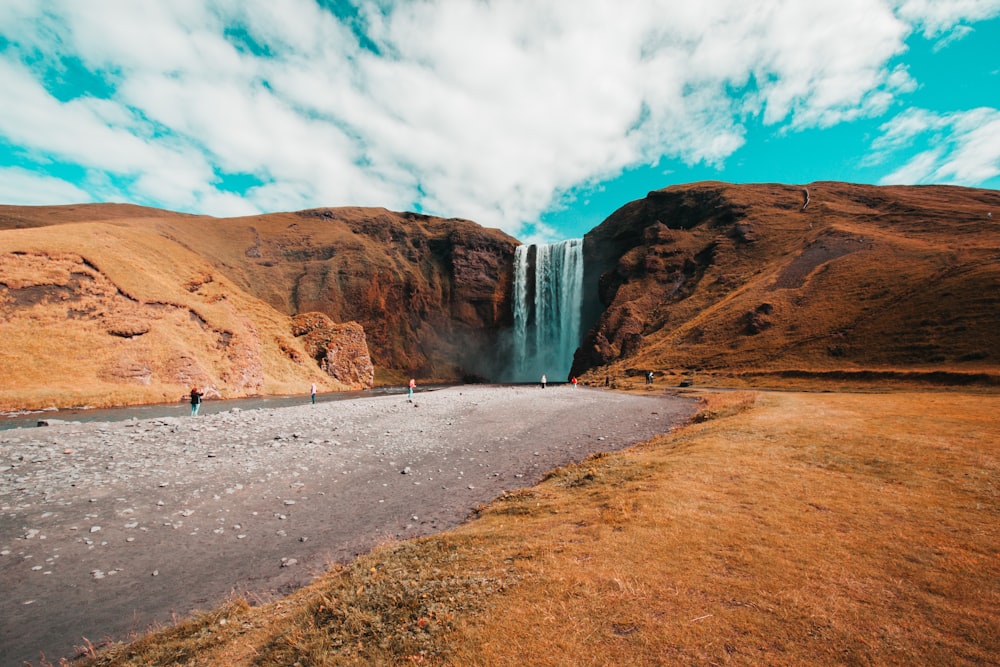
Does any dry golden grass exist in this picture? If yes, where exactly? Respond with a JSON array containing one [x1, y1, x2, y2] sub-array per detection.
[[0, 223, 343, 410], [79, 388, 999, 666], [581, 182, 1000, 385]]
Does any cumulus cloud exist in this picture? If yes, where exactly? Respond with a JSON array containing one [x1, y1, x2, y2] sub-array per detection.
[[0, 0, 997, 237], [0, 167, 92, 205], [874, 107, 1000, 184], [893, 0, 1000, 37]]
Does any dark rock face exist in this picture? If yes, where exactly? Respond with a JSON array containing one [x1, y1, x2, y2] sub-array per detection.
[[575, 183, 735, 373], [200, 208, 520, 381], [292, 312, 375, 388]]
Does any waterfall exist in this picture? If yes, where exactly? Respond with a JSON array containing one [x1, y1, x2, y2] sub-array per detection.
[[512, 239, 583, 382]]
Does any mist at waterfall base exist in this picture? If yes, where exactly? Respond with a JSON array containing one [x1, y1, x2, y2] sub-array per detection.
[[507, 239, 584, 383]]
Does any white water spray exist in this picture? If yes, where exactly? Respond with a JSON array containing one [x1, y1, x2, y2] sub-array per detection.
[[512, 239, 583, 381]]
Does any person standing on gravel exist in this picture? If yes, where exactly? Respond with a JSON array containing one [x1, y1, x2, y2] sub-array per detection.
[[540, 374, 547, 389], [189, 388, 202, 416], [408, 378, 416, 401], [310, 383, 317, 404]]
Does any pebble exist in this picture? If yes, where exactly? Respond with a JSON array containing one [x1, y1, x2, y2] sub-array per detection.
[[1, 384, 692, 667]]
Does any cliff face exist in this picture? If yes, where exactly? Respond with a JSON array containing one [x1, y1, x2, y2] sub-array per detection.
[[575, 181, 1000, 381], [0, 204, 519, 412], [292, 312, 375, 388], [159, 207, 519, 380]]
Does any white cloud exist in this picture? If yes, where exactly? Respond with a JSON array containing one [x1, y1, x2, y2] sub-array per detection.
[[893, 0, 1000, 37], [1, 0, 997, 237], [0, 167, 92, 205], [875, 107, 1000, 184]]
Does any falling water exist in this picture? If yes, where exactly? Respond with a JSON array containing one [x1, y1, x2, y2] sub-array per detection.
[[512, 239, 584, 382]]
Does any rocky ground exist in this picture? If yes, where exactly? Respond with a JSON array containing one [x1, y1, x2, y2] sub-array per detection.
[[0, 385, 695, 666]]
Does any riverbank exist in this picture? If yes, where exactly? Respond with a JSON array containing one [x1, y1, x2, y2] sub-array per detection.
[[78, 388, 1000, 666], [1, 384, 695, 666]]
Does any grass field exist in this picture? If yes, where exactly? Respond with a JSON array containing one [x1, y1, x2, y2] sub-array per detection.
[[75, 387, 999, 666]]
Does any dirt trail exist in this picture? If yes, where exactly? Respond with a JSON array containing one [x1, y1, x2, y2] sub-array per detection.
[[0, 385, 695, 666]]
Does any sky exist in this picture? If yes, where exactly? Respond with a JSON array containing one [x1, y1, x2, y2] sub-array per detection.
[[1, 1, 998, 243]]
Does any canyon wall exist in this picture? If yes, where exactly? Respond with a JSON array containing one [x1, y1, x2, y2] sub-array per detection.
[[3, 180, 999, 410]]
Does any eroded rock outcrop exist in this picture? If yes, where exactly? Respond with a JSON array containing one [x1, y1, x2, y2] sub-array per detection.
[[292, 312, 374, 388]]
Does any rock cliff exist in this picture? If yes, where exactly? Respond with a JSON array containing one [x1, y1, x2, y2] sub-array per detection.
[[574, 181, 1000, 383], [292, 313, 375, 388], [150, 207, 519, 381]]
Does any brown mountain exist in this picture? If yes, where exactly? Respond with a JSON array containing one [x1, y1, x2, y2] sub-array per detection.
[[2, 181, 997, 410], [576, 181, 1000, 385], [0, 204, 517, 411]]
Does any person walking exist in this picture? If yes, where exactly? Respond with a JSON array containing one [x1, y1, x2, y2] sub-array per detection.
[[408, 378, 416, 401], [310, 383, 317, 404], [540, 374, 547, 389], [189, 388, 202, 416], [571, 376, 578, 388]]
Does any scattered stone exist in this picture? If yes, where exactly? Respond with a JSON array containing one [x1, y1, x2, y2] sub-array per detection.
[[280, 558, 297, 568], [0, 384, 693, 667]]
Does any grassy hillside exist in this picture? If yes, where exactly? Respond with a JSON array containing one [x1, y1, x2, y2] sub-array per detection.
[[578, 182, 1000, 387], [0, 220, 340, 411], [78, 388, 1000, 666]]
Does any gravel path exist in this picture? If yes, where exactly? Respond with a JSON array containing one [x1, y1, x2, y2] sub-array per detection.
[[0, 385, 695, 666]]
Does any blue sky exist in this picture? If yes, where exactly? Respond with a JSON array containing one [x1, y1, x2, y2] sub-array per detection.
[[1, 1, 998, 243]]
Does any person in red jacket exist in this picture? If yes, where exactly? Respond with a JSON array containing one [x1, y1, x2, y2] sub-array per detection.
[[189, 388, 203, 416]]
